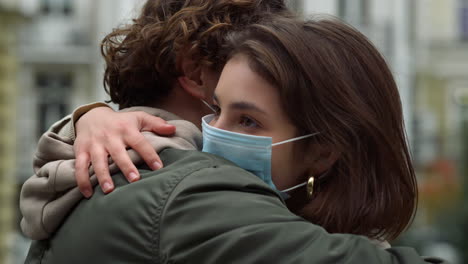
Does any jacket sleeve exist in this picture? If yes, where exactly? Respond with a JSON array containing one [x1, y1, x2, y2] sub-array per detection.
[[160, 164, 446, 264], [20, 102, 110, 240]]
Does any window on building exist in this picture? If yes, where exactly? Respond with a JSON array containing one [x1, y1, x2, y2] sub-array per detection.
[[287, 0, 304, 14], [40, 0, 74, 16], [40, 0, 51, 15], [338, 0, 347, 19], [35, 72, 72, 136], [63, 0, 73, 16], [0, 62, 5, 84], [462, 0, 468, 40], [0, 103, 5, 166], [360, 0, 370, 26], [338, 0, 370, 26], [0, 87, 5, 107]]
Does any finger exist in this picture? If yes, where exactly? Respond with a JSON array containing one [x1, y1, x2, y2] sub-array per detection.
[[75, 152, 93, 198], [137, 113, 176, 135], [106, 140, 141, 182], [125, 131, 162, 171], [90, 147, 114, 194]]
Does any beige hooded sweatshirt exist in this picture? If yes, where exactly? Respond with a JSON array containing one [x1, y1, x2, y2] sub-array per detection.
[[20, 106, 202, 240]]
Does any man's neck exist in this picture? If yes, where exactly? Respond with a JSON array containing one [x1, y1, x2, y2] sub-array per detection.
[[155, 85, 207, 130]]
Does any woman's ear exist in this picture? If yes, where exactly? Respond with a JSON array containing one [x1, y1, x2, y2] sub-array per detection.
[[308, 147, 340, 176], [178, 57, 206, 99]]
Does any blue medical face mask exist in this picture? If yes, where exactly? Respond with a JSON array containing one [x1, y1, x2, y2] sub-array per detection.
[[201, 114, 319, 198]]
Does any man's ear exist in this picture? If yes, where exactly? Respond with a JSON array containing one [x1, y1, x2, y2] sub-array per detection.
[[178, 57, 206, 99]]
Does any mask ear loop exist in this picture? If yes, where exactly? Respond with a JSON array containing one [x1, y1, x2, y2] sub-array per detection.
[[280, 176, 314, 196], [280, 181, 307, 193], [275, 132, 321, 199], [201, 99, 217, 113], [272, 132, 320, 147]]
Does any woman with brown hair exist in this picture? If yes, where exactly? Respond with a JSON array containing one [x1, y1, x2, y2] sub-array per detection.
[[199, 16, 416, 243]]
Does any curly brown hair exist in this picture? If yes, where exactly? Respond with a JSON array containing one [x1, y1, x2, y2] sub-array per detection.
[[101, 0, 289, 109]]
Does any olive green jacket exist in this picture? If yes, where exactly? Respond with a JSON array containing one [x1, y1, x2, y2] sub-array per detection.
[[25, 148, 445, 264]]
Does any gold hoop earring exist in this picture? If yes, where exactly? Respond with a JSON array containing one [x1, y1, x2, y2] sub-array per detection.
[[307, 176, 315, 199]]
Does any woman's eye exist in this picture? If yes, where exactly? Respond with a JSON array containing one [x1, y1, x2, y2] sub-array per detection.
[[240, 116, 259, 128]]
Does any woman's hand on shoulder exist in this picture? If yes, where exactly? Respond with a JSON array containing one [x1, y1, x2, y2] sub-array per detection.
[[74, 107, 176, 197]]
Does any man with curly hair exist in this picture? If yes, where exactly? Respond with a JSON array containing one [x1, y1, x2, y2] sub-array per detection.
[[27, 0, 292, 196], [22, 0, 444, 263]]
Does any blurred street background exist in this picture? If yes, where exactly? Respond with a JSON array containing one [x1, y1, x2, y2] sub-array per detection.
[[0, 0, 467, 263]]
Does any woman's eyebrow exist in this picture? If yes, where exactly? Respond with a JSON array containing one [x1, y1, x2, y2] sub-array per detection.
[[214, 93, 267, 114], [229, 101, 267, 114]]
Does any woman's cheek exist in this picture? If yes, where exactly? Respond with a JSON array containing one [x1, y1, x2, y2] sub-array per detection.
[[271, 146, 297, 189]]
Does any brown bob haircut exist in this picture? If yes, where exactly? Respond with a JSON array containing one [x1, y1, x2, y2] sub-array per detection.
[[226, 16, 417, 241], [101, 0, 289, 109]]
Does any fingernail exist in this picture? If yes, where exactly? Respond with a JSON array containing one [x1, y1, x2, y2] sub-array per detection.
[[103, 182, 113, 193], [152, 162, 162, 170], [83, 189, 93, 198], [129, 172, 140, 182]]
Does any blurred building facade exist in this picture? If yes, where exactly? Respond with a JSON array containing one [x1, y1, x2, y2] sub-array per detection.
[[295, 0, 415, 143], [292, 0, 467, 263], [411, 0, 468, 263], [0, 0, 24, 262], [15, 0, 145, 183], [9, 0, 145, 262]]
